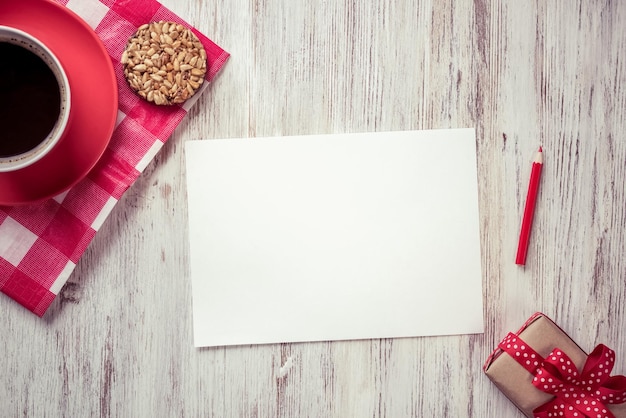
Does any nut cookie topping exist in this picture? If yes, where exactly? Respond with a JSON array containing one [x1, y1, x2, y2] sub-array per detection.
[[122, 21, 207, 105]]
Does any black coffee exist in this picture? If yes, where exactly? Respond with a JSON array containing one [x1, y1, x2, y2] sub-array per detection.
[[0, 42, 62, 158]]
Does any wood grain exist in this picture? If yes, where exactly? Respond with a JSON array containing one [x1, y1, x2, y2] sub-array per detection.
[[2, 0, 626, 416]]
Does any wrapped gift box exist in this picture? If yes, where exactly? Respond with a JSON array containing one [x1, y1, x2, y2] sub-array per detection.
[[484, 312, 626, 418]]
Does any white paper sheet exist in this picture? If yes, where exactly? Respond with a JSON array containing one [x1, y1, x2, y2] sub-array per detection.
[[185, 129, 484, 347]]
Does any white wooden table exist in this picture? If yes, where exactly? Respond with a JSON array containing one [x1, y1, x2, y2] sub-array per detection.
[[2, 1, 626, 416]]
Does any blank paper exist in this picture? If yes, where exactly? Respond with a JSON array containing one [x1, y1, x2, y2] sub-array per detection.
[[185, 129, 484, 347]]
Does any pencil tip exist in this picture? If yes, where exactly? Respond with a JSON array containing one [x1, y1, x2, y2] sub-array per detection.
[[538, 146, 543, 152]]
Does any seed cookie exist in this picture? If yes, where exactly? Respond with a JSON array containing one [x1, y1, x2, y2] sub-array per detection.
[[122, 21, 207, 105]]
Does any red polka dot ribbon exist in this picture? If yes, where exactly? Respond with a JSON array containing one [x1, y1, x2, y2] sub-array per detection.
[[499, 333, 544, 373], [498, 333, 626, 418]]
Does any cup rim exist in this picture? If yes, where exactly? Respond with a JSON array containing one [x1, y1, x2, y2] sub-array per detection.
[[0, 25, 72, 172]]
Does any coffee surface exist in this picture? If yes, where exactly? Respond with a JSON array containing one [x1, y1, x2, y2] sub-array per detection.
[[0, 42, 61, 158]]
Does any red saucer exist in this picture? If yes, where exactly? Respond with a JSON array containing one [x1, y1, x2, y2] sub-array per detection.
[[0, 0, 118, 206]]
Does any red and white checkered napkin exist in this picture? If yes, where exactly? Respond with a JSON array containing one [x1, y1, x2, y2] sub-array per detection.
[[0, 0, 229, 316]]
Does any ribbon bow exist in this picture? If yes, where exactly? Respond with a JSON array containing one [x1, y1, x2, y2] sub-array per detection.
[[531, 344, 626, 418]]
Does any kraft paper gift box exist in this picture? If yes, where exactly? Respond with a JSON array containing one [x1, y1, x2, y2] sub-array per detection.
[[484, 312, 626, 418]]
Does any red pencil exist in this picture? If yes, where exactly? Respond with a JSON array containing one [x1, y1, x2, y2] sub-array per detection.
[[515, 147, 543, 265]]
